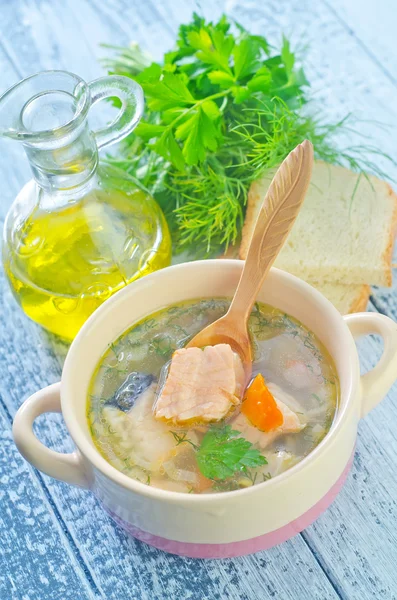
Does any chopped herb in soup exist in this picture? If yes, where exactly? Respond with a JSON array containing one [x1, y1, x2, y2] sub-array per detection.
[[87, 298, 338, 494]]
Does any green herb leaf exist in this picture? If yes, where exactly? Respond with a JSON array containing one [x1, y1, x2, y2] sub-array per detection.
[[143, 72, 195, 111], [233, 37, 261, 79], [249, 34, 271, 56], [196, 425, 267, 480], [208, 70, 235, 87], [188, 27, 234, 72], [281, 36, 295, 77], [247, 66, 271, 92], [181, 112, 207, 165], [231, 85, 251, 104], [136, 62, 162, 83], [153, 130, 185, 171], [135, 122, 167, 140], [161, 106, 186, 125], [176, 106, 222, 165], [201, 99, 221, 119]]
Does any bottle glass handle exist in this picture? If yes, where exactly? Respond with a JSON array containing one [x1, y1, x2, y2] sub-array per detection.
[[88, 75, 144, 150]]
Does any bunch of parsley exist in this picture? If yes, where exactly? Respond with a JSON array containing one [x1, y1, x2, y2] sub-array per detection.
[[103, 13, 391, 256]]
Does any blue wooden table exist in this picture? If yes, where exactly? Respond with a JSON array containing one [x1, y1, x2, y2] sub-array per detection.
[[1, 1, 397, 598]]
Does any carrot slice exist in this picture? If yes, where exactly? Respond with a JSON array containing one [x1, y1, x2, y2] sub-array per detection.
[[241, 374, 284, 432], [195, 471, 213, 493]]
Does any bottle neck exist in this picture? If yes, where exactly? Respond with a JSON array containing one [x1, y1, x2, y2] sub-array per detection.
[[23, 123, 98, 193]]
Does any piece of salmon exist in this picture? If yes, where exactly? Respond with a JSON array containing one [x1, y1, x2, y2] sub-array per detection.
[[232, 382, 306, 449], [154, 344, 245, 424]]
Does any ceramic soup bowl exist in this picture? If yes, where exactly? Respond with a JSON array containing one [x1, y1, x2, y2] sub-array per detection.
[[12, 260, 397, 559]]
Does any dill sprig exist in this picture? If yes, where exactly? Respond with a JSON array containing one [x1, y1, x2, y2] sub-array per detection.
[[170, 431, 199, 450], [102, 12, 395, 256]]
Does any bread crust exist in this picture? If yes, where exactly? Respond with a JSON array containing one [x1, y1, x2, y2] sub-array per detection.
[[347, 284, 371, 313], [382, 183, 397, 287]]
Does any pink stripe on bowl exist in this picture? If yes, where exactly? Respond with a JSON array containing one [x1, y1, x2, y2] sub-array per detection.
[[103, 451, 354, 559]]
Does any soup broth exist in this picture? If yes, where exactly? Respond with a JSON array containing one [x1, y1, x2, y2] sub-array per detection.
[[88, 298, 338, 493]]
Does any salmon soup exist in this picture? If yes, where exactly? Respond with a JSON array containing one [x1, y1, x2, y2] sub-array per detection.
[[87, 298, 338, 494]]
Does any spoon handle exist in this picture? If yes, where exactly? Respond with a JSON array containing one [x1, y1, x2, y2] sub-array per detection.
[[228, 139, 314, 323]]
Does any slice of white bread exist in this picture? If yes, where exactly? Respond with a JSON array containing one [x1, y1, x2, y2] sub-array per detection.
[[240, 161, 397, 287], [306, 279, 370, 314], [222, 248, 370, 314]]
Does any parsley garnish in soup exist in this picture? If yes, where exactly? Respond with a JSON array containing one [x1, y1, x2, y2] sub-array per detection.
[[87, 298, 338, 494]]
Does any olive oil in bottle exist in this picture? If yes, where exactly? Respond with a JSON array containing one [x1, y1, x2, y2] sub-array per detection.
[[1, 71, 171, 339], [3, 184, 171, 340]]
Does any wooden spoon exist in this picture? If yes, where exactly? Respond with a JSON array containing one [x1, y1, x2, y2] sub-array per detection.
[[186, 139, 314, 379]]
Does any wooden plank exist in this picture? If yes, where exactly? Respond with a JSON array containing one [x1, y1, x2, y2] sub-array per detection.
[[0, 0, 175, 80], [371, 283, 397, 318], [0, 42, 30, 213], [0, 403, 97, 600], [324, 0, 397, 85]]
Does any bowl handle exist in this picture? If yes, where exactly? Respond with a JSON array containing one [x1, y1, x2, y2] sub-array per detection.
[[344, 313, 397, 417], [12, 382, 90, 489]]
